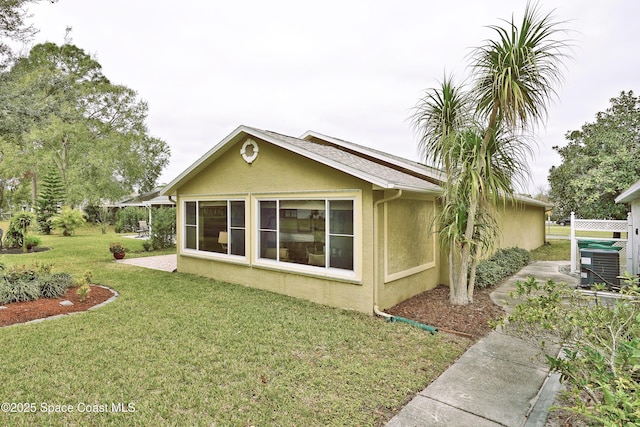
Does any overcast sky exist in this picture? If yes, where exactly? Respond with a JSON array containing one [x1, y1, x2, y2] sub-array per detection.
[[26, 0, 639, 194]]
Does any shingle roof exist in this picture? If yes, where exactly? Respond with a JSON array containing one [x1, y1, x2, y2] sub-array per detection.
[[300, 130, 445, 182], [162, 125, 443, 195], [256, 128, 442, 193]]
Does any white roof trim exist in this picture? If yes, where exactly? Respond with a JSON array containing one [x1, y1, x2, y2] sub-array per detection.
[[615, 178, 640, 204], [162, 125, 440, 196], [300, 130, 446, 182]]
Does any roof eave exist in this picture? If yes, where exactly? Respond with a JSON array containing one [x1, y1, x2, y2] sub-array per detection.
[[162, 125, 443, 196], [300, 130, 446, 183], [161, 125, 255, 196], [615, 178, 640, 204]]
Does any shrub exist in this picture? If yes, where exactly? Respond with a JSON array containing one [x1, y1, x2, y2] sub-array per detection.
[[474, 261, 506, 289], [3, 264, 38, 283], [0, 265, 75, 303], [37, 272, 73, 299], [473, 247, 531, 289], [3, 212, 34, 249], [75, 270, 93, 302], [115, 206, 147, 233], [149, 207, 176, 250], [49, 207, 86, 236], [24, 235, 41, 250], [498, 275, 640, 425], [76, 283, 90, 301], [0, 278, 40, 303], [491, 247, 531, 276]]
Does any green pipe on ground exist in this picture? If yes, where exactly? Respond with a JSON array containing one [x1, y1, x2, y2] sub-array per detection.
[[388, 316, 438, 334]]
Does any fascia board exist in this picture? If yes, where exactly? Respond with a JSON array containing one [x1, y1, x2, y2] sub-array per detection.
[[161, 125, 253, 196], [615, 178, 640, 204], [162, 125, 442, 196], [300, 130, 446, 182]]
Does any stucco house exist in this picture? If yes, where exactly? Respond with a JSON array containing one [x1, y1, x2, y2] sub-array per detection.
[[161, 125, 546, 314], [615, 178, 640, 276]]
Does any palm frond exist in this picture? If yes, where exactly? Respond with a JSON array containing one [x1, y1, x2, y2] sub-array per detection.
[[471, 2, 571, 132]]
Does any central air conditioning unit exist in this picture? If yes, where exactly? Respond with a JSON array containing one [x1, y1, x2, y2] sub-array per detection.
[[580, 248, 620, 289]]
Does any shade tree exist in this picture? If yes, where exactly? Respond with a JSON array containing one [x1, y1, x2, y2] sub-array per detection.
[[549, 91, 640, 219], [0, 42, 170, 207]]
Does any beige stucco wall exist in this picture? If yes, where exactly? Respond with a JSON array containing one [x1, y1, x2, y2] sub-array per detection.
[[495, 201, 546, 251], [170, 133, 545, 314], [375, 192, 442, 310], [173, 136, 377, 313]]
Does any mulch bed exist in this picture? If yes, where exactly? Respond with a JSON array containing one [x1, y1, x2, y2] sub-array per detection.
[[0, 246, 51, 255], [0, 285, 116, 327], [386, 284, 506, 341]]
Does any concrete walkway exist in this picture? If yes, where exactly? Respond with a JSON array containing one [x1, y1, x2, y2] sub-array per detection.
[[386, 261, 577, 427], [117, 254, 177, 272]]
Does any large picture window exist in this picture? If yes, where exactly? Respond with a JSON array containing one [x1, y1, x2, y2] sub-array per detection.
[[258, 199, 354, 271], [184, 200, 245, 256]]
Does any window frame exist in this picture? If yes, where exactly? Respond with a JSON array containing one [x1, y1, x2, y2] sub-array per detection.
[[182, 198, 248, 261], [254, 196, 356, 278]]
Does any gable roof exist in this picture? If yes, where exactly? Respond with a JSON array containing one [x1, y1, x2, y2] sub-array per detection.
[[615, 178, 640, 204], [300, 130, 446, 183], [161, 125, 443, 196]]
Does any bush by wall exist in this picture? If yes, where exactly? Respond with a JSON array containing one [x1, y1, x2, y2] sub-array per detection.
[[149, 206, 176, 250], [473, 247, 531, 289]]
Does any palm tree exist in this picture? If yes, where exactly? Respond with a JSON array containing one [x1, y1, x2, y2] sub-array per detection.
[[413, 2, 569, 305]]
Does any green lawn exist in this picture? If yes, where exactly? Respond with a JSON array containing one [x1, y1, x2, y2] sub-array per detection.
[[531, 239, 571, 261], [0, 225, 466, 426], [546, 224, 627, 238]]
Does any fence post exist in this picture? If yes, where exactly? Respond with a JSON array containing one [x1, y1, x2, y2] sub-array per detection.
[[570, 211, 576, 273]]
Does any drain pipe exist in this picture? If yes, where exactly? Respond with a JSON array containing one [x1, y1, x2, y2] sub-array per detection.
[[372, 189, 437, 334]]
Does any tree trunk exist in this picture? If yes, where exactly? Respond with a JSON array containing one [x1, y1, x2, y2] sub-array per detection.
[[448, 246, 466, 304], [31, 172, 37, 210], [450, 243, 472, 305], [467, 244, 482, 303], [449, 195, 478, 305]]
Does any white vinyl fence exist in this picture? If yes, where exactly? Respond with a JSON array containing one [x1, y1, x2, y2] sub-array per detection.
[[570, 212, 633, 276]]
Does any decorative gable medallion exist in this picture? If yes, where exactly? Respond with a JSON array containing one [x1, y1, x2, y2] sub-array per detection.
[[241, 138, 259, 164]]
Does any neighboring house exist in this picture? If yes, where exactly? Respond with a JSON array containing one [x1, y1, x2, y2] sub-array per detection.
[[615, 178, 640, 276], [161, 125, 546, 314], [113, 186, 174, 209], [107, 186, 175, 233]]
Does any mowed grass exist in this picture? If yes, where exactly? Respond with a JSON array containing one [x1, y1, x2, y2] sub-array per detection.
[[0, 224, 467, 426], [531, 239, 571, 261], [546, 224, 627, 238]]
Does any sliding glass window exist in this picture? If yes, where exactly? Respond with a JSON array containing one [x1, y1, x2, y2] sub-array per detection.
[[258, 199, 354, 271], [184, 200, 245, 256]]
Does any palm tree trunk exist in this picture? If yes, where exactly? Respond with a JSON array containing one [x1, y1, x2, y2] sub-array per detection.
[[449, 194, 478, 305], [449, 244, 469, 305], [468, 242, 482, 303]]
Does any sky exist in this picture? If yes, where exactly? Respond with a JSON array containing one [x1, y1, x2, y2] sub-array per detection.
[[25, 0, 640, 194]]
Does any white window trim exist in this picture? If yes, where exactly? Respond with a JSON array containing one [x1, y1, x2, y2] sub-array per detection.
[[182, 198, 249, 263], [253, 195, 358, 280]]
